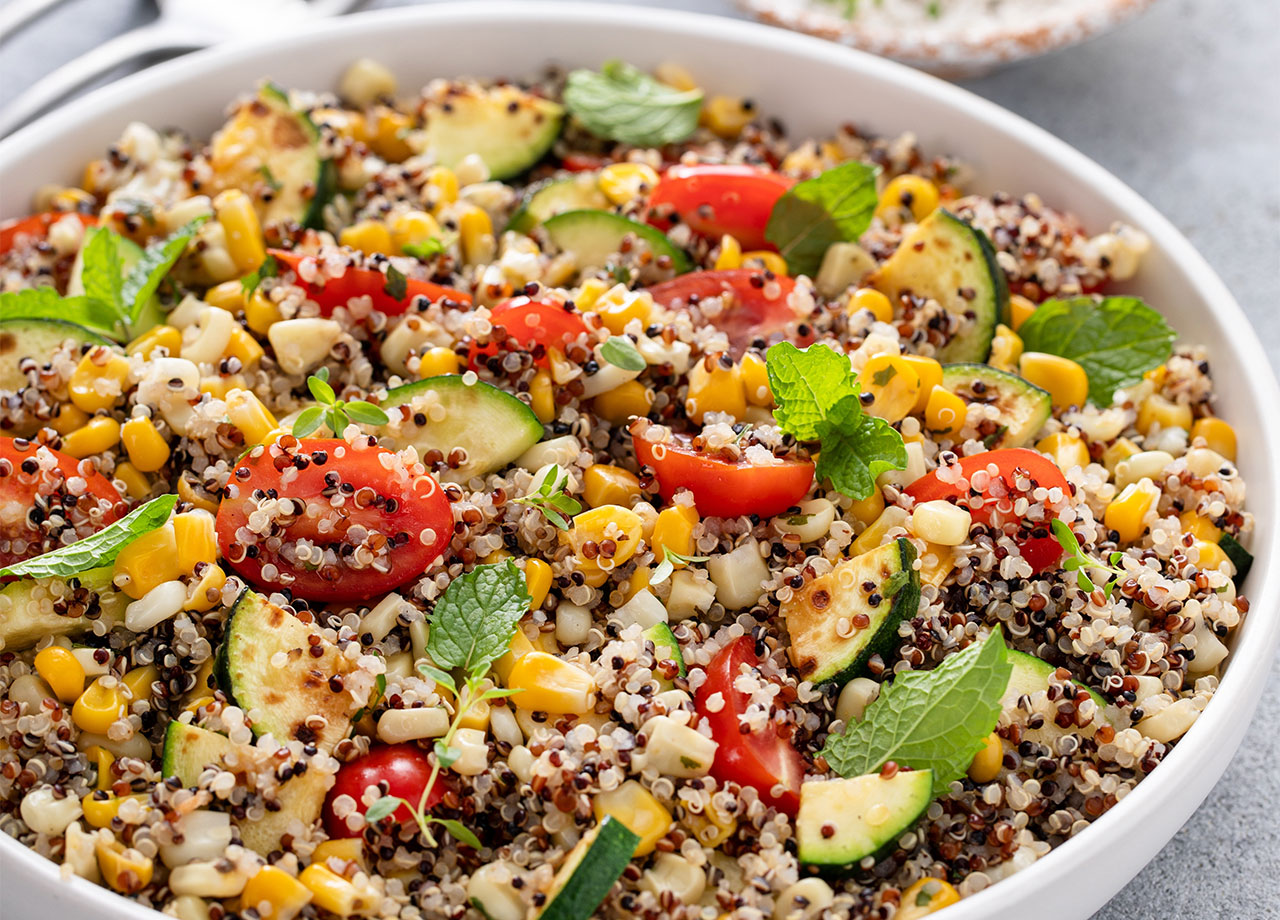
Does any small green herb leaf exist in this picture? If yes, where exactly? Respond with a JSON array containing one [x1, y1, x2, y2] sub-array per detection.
[[434, 742, 461, 768], [0, 494, 177, 580], [426, 560, 532, 675], [241, 253, 279, 295], [363, 796, 402, 823], [344, 400, 390, 426], [765, 160, 879, 277], [403, 237, 446, 260], [384, 265, 408, 301], [514, 464, 582, 531], [291, 406, 325, 438], [1017, 296, 1176, 405], [307, 374, 336, 405], [417, 662, 457, 694], [121, 217, 207, 323], [600, 336, 646, 372], [434, 817, 482, 849], [258, 164, 282, 191], [0, 287, 125, 340], [821, 628, 1012, 795], [564, 60, 703, 147]]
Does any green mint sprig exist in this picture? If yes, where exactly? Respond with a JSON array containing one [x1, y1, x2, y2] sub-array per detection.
[[600, 336, 646, 372], [563, 60, 703, 147], [1050, 518, 1127, 597], [292, 367, 389, 437], [513, 464, 582, 530], [764, 160, 879, 277]]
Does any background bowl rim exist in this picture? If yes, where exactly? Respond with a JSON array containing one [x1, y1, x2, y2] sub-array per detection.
[[0, 5, 1276, 920]]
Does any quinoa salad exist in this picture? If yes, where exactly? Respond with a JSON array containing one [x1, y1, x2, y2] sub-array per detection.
[[0, 57, 1254, 920]]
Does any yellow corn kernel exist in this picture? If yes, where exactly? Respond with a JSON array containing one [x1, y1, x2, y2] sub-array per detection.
[[875, 174, 940, 223], [1102, 437, 1140, 473], [893, 355, 941, 414], [339, 220, 394, 257], [299, 863, 377, 918], [426, 166, 459, 208], [988, 323, 1024, 373], [1190, 417, 1236, 461], [176, 475, 218, 514], [918, 541, 956, 588], [847, 488, 886, 529], [85, 745, 115, 791], [310, 839, 367, 874], [114, 522, 181, 599], [599, 162, 660, 206], [1019, 352, 1089, 410], [73, 678, 129, 734], [654, 62, 699, 93], [493, 628, 536, 684], [204, 280, 247, 313], [703, 95, 754, 139], [224, 326, 265, 368], [390, 209, 442, 254], [738, 352, 772, 407], [685, 355, 745, 423], [50, 403, 90, 437], [96, 837, 153, 893], [458, 205, 495, 265], [1144, 364, 1168, 389], [1104, 480, 1159, 543], [417, 346, 460, 377], [213, 189, 266, 274], [594, 289, 653, 336], [583, 465, 641, 508], [113, 462, 151, 500], [370, 106, 414, 163], [61, 417, 121, 459], [52, 187, 95, 209], [1036, 432, 1090, 472], [508, 651, 594, 713], [122, 665, 158, 702], [1136, 394, 1193, 435], [199, 374, 246, 400], [34, 646, 86, 702], [528, 368, 556, 424], [1194, 540, 1232, 574], [592, 379, 653, 425], [624, 566, 652, 602], [1009, 294, 1037, 332], [849, 506, 908, 557], [524, 559, 553, 610], [242, 865, 314, 920], [126, 324, 182, 359], [245, 289, 283, 335], [740, 250, 788, 276], [896, 878, 961, 920], [681, 797, 737, 848], [714, 234, 743, 271], [923, 386, 966, 437], [1179, 510, 1222, 543], [225, 388, 279, 445], [563, 505, 645, 571], [120, 417, 170, 473], [651, 504, 699, 561], [574, 278, 611, 312], [592, 780, 673, 856], [173, 510, 217, 573], [69, 348, 131, 413], [967, 732, 1003, 783], [847, 287, 894, 323], [860, 353, 922, 424], [82, 792, 142, 828]]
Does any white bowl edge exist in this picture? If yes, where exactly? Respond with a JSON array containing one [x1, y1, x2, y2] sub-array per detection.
[[0, 5, 1277, 920]]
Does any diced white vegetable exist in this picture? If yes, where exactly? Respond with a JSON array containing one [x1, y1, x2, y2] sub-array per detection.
[[1184, 447, 1230, 478], [1188, 619, 1229, 674], [708, 540, 769, 610], [813, 241, 876, 299], [466, 862, 526, 920], [556, 602, 593, 646], [168, 860, 248, 898], [160, 810, 233, 868], [1114, 450, 1173, 490], [613, 589, 667, 629], [637, 715, 717, 777], [773, 878, 835, 920], [381, 316, 450, 376], [877, 440, 925, 489], [635, 333, 691, 374], [489, 704, 523, 748], [666, 570, 716, 621], [339, 58, 398, 108], [516, 436, 580, 473], [7, 673, 53, 711], [1137, 697, 1199, 743], [268, 318, 342, 375], [361, 593, 411, 644], [910, 500, 972, 546], [125, 580, 188, 632], [640, 852, 707, 904], [449, 727, 490, 776], [580, 350, 642, 398], [64, 822, 100, 882]]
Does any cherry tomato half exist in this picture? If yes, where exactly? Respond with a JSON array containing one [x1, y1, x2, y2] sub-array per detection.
[[0, 438, 124, 567], [646, 165, 794, 252], [271, 249, 471, 317], [215, 437, 452, 602], [0, 212, 97, 256], [323, 743, 447, 838], [468, 297, 592, 370], [634, 433, 813, 520], [695, 636, 805, 815], [646, 269, 807, 358], [905, 448, 1070, 571]]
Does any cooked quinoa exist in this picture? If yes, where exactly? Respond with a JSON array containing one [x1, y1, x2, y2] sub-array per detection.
[[0, 57, 1252, 920]]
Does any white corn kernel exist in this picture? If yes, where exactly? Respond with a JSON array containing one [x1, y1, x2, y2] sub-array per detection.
[[164, 196, 214, 233], [640, 852, 707, 904], [125, 580, 188, 633], [360, 593, 411, 645], [877, 440, 926, 489], [835, 677, 881, 724], [181, 307, 236, 364], [268, 318, 343, 375], [376, 707, 450, 744], [20, 785, 82, 837], [72, 646, 112, 678], [507, 745, 535, 783], [168, 860, 248, 898], [1114, 450, 1174, 490], [8, 673, 54, 711], [160, 811, 233, 868], [516, 436, 580, 473], [1137, 697, 1199, 743], [775, 498, 836, 544], [1184, 447, 1230, 478], [774, 878, 835, 920], [449, 728, 489, 776], [910, 500, 972, 546], [555, 602, 593, 647], [580, 352, 642, 399], [489, 704, 523, 748]]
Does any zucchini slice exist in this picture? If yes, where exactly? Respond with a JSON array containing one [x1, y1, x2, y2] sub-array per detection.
[[507, 175, 609, 233], [539, 815, 639, 920], [214, 590, 358, 750], [1001, 649, 1121, 741], [796, 770, 933, 871], [0, 318, 113, 393], [870, 208, 1008, 363], [941, 363, 1052, 448], [542, 210, 691, 276], [783, 538, 920, 685], [209, 84, 336, 229], [418, 84, 563, 181], [381, 374, 544, 483], [0, 567, 126, 652], [1219, 533, 1252, 584], [643, 621, 685, 690]]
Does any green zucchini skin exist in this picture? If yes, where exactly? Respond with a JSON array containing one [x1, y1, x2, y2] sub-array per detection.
[[0, 318, 114, 393], [543, 209, 692, 276], [539, 815, 640, 920], [941, 363, 1052, 448], [796, 769, 934, 872]]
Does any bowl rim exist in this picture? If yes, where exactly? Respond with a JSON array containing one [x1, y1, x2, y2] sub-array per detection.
[[0, 4, 1277, 919]]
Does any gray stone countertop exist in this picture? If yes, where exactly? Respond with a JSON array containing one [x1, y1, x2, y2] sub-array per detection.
[[1, 0, 1277, 916]]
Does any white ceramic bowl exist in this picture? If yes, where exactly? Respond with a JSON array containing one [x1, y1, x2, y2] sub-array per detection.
[[0, 4, 1275, 919]]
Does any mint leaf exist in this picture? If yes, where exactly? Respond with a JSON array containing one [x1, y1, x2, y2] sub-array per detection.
[[821, 628, 1012, 795], [79, 227, 126, 313], [434, 817, 481, 848], [765, 160, 879, 277], [0, 287, 125, 340], [0, 494, 177, 579], [600, 336, 646, 372], [121, 217, 207, 323], [814, 395, 908, 500], [765, 341, 855, 439], [1017, 296, 1175, 405], [426, 560, 532, 675], [564, 60, 703, 147]]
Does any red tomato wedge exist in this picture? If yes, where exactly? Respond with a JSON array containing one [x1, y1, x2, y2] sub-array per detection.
[[323, 744, 447, 838], [695, 636, 805, 815], [905, 448, 1071, 571], [646, 269, 806, 358], [469, 297, 592, 370], [634, 433, 813, 519], [646, 165, 794, 251], [215, 437, 452, 602], [0, 438, 124, 567], [271, 249, 471, 317], [0, 212, 96, 256]]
